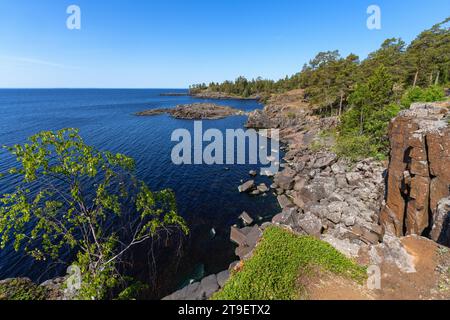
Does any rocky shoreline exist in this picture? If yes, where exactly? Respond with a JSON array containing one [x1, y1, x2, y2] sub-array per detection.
[[2, 90, 449, 301], [136, 103, 246, 120], [162, 90, 450, 300]]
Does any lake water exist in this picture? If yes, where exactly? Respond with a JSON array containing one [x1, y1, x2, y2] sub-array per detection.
[[0, 89, 280, 298]]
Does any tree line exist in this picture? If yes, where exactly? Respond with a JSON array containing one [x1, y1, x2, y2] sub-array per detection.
[[190, 17, 449, 114]]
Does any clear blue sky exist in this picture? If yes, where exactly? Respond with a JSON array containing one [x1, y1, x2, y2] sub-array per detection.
[[0, 0, 448, 88]]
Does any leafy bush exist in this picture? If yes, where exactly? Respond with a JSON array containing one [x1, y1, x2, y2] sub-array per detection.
[[0, 279, 48, 300], [336, 66, 401, 160], [334, 134, 378, 161], [401, 85, 446, 108], [212, 227, 366, 300], [0, 129, 188, 300]]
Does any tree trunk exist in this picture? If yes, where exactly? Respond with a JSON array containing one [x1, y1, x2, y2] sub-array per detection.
[[413, 70, 419, 87], [360, 109, 364, 135], [435, 70, 440, 85], [339, 92, 344, 117]]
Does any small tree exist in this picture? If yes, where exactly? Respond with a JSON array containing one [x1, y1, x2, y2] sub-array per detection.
[[336, 65, 398, 159], [0, 128, 188, 299]]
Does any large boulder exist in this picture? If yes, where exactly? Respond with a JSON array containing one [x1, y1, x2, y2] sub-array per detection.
[[381, 102, 450, 237], [272, 207, 298, 226], [297, 212, 323, 237], [312, 153, 337, 169], [277, 195, 294, 209], [273, 168, 296, 190], [230, 225, 262, 260]]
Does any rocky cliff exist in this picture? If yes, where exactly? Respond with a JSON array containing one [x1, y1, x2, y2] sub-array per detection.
[[381, 102, 450, 246]]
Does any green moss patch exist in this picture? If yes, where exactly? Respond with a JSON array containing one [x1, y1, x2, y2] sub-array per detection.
[[213, 227, 366, 300]]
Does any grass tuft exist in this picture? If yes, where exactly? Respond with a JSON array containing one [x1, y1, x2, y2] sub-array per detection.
[[213, 226, 366, 300]]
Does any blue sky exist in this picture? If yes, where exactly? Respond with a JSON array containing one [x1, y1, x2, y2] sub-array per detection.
[[0, 0, 448, 88]]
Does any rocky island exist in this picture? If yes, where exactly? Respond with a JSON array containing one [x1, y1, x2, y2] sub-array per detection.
[[136, 103, 246, 120]]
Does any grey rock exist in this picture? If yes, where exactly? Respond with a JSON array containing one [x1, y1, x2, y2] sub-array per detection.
[[199, 274, 219, 299], [238, 180, 255, 193], [272, 207, 297, 226], [326, 210, 341, 224], [298, 212, 323, 237], [328, 192, 345, 202], [343, 215, 356, 227], [239, 211, 254, 226], [257, 183, 269, 193], [308, 169, 320, 179], [277, 195, 294, 209], [346, 172, 362, 186], [293, 161, 306, 172], [298, 183, 325, 205], [216, 270, 230, 288], [326, 201, 348, 224], [274, 168, 296, 190], [313, 153, 337, 169], [185, 282, 203, 300], [431, 197, 450, 246], [230, 226, 248, 246], [293, 177, 307, 191], [331, 162, 347, 174], [336, 174, 349, 188]]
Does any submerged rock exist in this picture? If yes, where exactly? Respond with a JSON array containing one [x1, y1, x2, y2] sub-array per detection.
[[239, 211, 254, 226], [257, 183, 269, 193]]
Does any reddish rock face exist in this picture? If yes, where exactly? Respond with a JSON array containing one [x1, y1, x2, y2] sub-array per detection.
[[381, 102, 450, 237]]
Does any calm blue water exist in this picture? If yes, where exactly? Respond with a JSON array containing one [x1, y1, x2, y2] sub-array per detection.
[[0, 89, 280, 297]]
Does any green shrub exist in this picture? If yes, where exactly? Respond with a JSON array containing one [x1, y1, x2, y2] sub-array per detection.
[[213, 227, 366, 300], [0, 278, 48, 300], [337, 103, 400, 160], [401, 85, 446, 108], [334, 134, 378, 161]]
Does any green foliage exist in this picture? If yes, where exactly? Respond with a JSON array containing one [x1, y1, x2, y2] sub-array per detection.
[[401, 85, 446, 107], [334, 134, 379, 161], [336, 66, 400, 160], [117, 280, 149, 300], [212, 227, 366, 300], [0, 128, 188, 300], [0, 278, 48, 300]]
